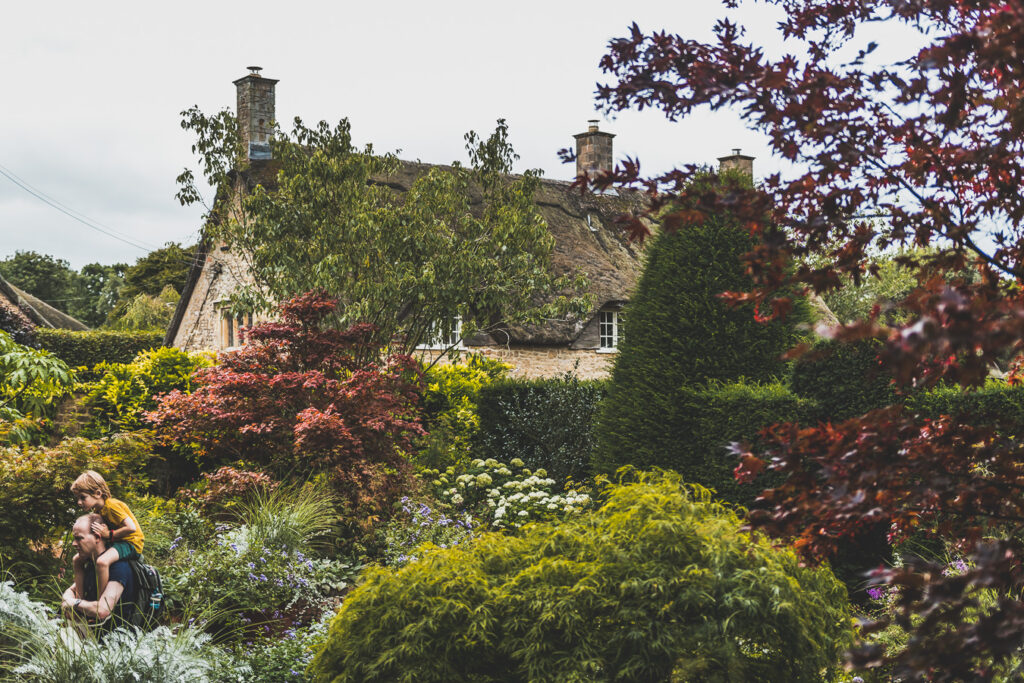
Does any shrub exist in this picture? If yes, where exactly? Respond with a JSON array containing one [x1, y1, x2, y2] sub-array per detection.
[[0, 330, 75, 444], [379, 496, 475, 567], [165, 483, 354, 636], [593, 380, 816, 506], [789, 338, 898, 421], [35, 329, 164, 369], [234, 615, 331, 683], [473, 374, 605, 484], [177, 466, 279, 519], [595, 192, 811, 474], [79, 346, 213, 437], [0, 434, 152, 573], [905, 378, 1024, 426], [308, 471, 853, 683], [416, 355, 510, 470], [0, 298, 35, 347], [147, 292, 424, 535], [425, 457, 592, 531]]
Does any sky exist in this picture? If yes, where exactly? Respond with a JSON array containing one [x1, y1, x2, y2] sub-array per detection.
[[0, 0, 800, 269]]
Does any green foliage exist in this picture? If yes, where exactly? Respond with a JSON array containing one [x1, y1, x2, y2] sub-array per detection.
[[109, 285, 180, 332], [425, 457, 592, 532], [416, 355, 510, 470], [594, 380, 815, 506], [0, 581, 242, 682], [179, 111, 587, 360], [473, 374, 605, 484], [905, 378, 1024, 425], [165, 483, 353, 635], [0, 433, 152, 576], [233, 616, 330, 683], [108, 242, 195, 323], [0, 250, 80, 314], [0, 331, 74, 443], [595, 196, 811, 476], [379, 495, 475, 567], [35, 329, 164, 370], [309, 472, 853, 683], [76, 262, 127, 328], [79, 346, 212, 436], [789, 339, 898, 421]]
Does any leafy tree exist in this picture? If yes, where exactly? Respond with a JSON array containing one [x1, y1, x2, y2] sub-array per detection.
[[594, 173, 809, 476], [595, 2, 1024, 677], [108, 243, 194, 325], [0, 251, 81, 314], [110, 285, 180, 331], [308, 471, 853, 683], [73, 261, 126, 327], [146, 291, 424, 531], [177, 112, 586, 364]]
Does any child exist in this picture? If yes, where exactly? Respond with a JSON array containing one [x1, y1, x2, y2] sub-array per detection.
[[70, 470, 145, 598]]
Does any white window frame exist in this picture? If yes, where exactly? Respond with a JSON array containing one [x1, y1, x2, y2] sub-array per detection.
[[597, 310, 622, 352], [418, 314, 464, 351]]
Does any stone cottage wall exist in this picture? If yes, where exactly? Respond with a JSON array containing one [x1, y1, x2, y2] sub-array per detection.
[[171, 246, 254, 352], [419, 346, 615, 380]]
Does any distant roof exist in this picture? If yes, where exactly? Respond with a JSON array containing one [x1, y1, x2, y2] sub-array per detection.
[[167, 159, 648, 347], [0, 277, 90, 331]]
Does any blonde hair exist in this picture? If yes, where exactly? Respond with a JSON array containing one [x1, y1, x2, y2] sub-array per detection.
[[70, 470, 110, 500]]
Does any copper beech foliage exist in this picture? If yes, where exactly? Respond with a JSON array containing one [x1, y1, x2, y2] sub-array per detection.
[[146, 291, 424, 524], [593, 1, 1024, 679]]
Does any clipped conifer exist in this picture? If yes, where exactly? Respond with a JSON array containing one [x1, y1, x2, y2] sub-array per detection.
[[594, 171, 810, 475]]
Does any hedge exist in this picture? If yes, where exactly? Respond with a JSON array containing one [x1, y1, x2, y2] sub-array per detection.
[[473, 375, 606, 485], [788, 338, 898, 421], [35, 329, 165, 369], [594, 380, 817, 507], [906, 380, 1024, 426]]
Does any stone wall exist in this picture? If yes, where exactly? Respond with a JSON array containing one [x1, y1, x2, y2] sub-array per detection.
[[419, 346, 616, 379], [171, 245, 254, 352]]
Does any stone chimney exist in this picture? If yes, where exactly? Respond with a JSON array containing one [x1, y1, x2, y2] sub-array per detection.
[[573, 120, 615, 178], [717, 148, 755, 177], [233, 66, 278, 160]]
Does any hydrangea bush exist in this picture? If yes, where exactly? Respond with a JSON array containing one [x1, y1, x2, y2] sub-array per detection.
[[425, 458, 591, 530]]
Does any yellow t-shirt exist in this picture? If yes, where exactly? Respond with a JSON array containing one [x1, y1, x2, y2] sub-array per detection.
[[100, 497, 144, 554]]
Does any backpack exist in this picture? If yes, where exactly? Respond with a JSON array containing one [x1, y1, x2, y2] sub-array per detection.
[[126, 556, 164, 630]]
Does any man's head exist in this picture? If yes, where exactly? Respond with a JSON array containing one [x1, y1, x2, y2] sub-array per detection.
[[72, 513, 107, 559], [71, 470, 110, 512]]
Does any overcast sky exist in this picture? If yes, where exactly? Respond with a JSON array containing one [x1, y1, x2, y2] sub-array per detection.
[[1, 0, 800, 269]]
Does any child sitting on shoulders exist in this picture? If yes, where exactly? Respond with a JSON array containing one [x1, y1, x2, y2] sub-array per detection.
[[70, 470, 145, 597]]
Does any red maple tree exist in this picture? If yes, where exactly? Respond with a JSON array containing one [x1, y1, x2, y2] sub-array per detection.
[[147, 291, 425, 525], [594, 2, 1024, 679]]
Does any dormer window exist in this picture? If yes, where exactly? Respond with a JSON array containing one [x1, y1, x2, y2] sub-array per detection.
[[599, 310, 623, 351]]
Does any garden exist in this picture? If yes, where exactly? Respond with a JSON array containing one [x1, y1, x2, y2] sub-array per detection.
[[5, 1, 1024, 680]]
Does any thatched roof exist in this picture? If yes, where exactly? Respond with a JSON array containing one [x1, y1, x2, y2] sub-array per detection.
[[168, 158, 647, 347], [0, 277, 89, 331]]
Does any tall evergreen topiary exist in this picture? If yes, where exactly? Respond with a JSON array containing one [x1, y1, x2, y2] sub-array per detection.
[[594, 171, 810, 475]]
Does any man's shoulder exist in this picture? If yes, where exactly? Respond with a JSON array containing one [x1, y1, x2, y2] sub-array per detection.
[[108, 560, 135, 591]]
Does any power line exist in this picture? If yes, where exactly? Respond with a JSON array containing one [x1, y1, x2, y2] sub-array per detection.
[[0, 162, 161, 253]]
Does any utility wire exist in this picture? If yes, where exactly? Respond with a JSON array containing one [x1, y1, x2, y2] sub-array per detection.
[[0, 162, 162, 253]]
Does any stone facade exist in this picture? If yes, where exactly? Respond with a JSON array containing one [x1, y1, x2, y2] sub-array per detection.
[[170, 244, 255, 351], [418, 346, 616, 380]]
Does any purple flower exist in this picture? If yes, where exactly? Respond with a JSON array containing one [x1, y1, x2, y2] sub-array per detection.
[[866, 587, 885, 600]]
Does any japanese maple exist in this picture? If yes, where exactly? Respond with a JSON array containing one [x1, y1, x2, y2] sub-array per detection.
[[147, 291, 424, 525], [594, 1, 1024, 678]]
